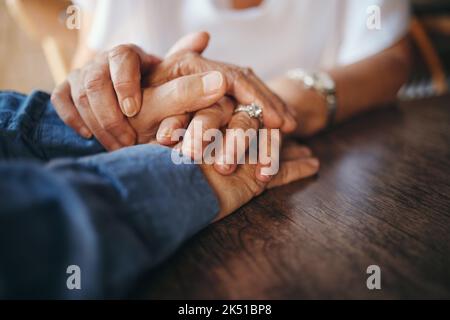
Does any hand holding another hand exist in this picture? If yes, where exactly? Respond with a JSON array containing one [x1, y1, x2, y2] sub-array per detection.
[[203, 141, 319, 220], [51, 32, 297, 151], [50, 32, 320, 220]]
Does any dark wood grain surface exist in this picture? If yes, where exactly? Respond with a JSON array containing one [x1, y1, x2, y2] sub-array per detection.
[[140, 95, 450, 299]]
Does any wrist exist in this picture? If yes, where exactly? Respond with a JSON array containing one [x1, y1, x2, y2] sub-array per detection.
[[268, 76, 328, 137]]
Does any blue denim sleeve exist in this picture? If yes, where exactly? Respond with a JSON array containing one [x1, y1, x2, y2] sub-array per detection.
[[0, 91, 220, 298], [0, 90, 104, 160], [0, 145, 219, 299]]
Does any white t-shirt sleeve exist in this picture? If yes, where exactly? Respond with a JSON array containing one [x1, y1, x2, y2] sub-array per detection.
[[337, 0, 410, 65]]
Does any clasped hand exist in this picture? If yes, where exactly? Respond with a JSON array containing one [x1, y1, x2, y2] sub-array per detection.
[[51, 32, 319, 219]]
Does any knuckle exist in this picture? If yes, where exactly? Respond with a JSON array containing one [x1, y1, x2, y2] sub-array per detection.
[[113, 79, 136, 92], [84, 69, 109, 92], [108, 44, 134, 60], [101, 118, 123, 132], [176, 51, 199, 75], [232, 113, 255, 129], [74, 89, 89, 107], [60, 112, 78, 127], [239, 66, 254, 77], [172, 60, 184, 78], [233, 69, 254, 91]]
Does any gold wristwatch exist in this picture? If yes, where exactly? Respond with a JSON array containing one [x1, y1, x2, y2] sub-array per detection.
[[286, 68, 337, 128]]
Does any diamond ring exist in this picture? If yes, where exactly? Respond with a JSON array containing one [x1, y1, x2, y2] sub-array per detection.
[[233, 103, 263, 124]]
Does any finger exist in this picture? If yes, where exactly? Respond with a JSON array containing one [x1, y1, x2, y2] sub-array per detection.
[[51, 80, 92, 138], [144, 71, 227, 121], [248, 72, 297, 133], [255, 128, 281, 182], [181, 97, 234, 160], [228, 67, 297, 132], [149, 53, 291, 131], [69, 71, 122, 151], [281, 144, 312, 161], [214, 111, 260, 175], [166, 31, 210, 57], [108, 45, 159, 117], [84, 61, 137, 147], [232, 68, 286, 130], [156, 114, 190, 145], [267, 157, 320, 189]]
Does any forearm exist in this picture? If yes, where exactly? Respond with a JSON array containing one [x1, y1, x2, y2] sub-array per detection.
[[269, 37, 413, 137], [330, 37, 413, 123]]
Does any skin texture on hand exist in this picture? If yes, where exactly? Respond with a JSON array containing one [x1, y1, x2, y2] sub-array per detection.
[[146, 48, 297, 133], [267, 76, 328, 138], [202, 142, 319, 221], [151, 33, 296, 177], [52, 32, 297, 153], [129, 71, 227, 144], [51, 45, 162, 150]]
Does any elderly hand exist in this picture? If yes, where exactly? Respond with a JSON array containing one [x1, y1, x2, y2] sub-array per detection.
[[149, 33, 297, 137], [151, 32, 297, 176], [202, 141, 319, 220], [52, 32, 297, 152], [51, 35, 228, 150]]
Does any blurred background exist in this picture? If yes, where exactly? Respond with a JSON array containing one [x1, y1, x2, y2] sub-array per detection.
[[1, 0, 449, 98]]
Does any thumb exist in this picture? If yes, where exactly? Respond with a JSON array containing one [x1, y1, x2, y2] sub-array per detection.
[[166, 31, 210, 57], [144, 71, 227, 120]]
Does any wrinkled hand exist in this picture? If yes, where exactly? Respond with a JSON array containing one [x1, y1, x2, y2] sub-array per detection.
[[52, 32, 297, 152], [202, 142, 319, 220], [51, 37, 227, 150], [150, 33, 297, 137], [129, 71, 226, 144], [51, 44, 162, 150], [152, 32, 298, 176]]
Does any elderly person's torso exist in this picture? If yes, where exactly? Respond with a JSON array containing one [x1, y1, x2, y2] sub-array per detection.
[[75, 0, 409, 80]]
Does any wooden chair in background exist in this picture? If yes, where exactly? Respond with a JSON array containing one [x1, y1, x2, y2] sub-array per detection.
[[409, 17, 449, 96]]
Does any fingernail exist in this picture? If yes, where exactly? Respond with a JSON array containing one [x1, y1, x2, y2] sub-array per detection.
[[215, 160, 230, 172], [307, 158, 320, 169], [119, 133, 135, 146], [122, 97, 138, 117], [259, 173, 273, 182], [157, 127, 172, 141], [202, 72, 223, 95], [79, 127, 92, 139]]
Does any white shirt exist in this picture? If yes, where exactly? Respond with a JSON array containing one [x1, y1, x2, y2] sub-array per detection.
[[75, 0, 410, 80]]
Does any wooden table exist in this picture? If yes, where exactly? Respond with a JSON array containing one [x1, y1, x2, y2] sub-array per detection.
[[140, 95, 450, 299]]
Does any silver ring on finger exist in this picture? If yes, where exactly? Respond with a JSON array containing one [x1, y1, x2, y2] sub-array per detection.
[[234, 103, 263, 126]]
